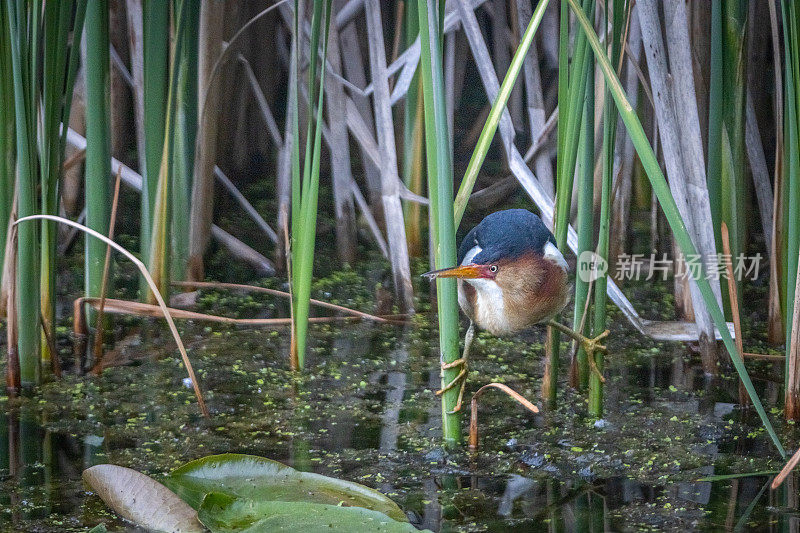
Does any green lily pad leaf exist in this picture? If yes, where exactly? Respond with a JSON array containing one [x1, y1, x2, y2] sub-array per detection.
[[83, 464, 204, 533], [198, 492, 425, 533], [163, 454, 407, 522]]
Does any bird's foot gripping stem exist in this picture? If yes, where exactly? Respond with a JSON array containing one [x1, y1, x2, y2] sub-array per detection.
[[436, 357, 467, 414], [547, 320, 609, 382], [436, 321, 474, 414], [582, 330, 609, 383]]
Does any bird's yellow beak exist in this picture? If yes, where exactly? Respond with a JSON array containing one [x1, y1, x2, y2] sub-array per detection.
[[422, 264, 485, 280]]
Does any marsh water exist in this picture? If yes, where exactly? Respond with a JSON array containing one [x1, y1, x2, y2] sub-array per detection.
[[0, 270, 799, 532]]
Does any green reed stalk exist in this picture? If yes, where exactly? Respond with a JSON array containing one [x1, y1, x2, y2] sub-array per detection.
[[782, 0, 800, 398], [170, 0, 200, 282], [2, 1, 85, 383], [573, 45, 594, 390], [287, 0, 302, 369], [417, 0, 461, 445], [140, 0, 169, 299], [148, 0, 193, 300], [290, 0, 332, 368], [85, 0, 111, 323], [590, 0, 625, 418], [6, 0, 40, 387], [39, 0, 85, 376], [289, 0, 303, 250], [0, 1, 15, 288], [721, 0, 748, 316], [39, 2, 68, 375], [546, 1, 570, 407], [452, 0, 550, 224], [568, 0, 786, 457], [546, 0, 593, 406], [402, 0, 424, 257], [707, 0, 723, 260]]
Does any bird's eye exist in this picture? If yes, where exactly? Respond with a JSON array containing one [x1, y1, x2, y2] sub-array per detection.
[[489, 265, 498, 273]]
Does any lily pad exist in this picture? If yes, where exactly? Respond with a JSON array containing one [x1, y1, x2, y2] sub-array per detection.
[[83, 464, 204, 533], [163, 454, 407, 522], [198, 493, 424, 533]]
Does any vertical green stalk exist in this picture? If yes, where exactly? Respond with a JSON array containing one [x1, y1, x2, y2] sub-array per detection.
[[721, 0, 748, 316], [418, 0, 461, 445], [141, 0, 169, 299], [0, 0, 15, 286], [783, 0, 800, 393], [171, 0, 200, 281], [6, 0, 40, 388], [548, 0, 594, 406], [39, 0, 84, 376], [290, 0, 332, 368], [707, 0, 723, 256], [288, 0, 302, 369], [3, 0, 85, 384], [39, 1, 66, 375], [149, 0, 192, 300], [573, 44, 594, 390], [546, 1, 570, 406], [289, 0, 303, 251], [84, 0, 111, 320], [590, 0, 625, 418]]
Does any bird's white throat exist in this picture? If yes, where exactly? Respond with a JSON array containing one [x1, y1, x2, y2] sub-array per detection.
[[459, 277, 511, 335]]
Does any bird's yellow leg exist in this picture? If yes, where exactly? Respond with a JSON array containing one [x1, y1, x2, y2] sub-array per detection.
[[436, 321, 474, 413], [546, 320, 609, 382]]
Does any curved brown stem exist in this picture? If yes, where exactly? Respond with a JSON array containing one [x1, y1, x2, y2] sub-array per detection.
[[171, 280, 408, 325], [772, 445, 800, 490], [469, 383, 539, 450]]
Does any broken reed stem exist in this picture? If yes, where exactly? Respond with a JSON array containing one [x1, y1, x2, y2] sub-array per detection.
[[170, 280, 401, 324], [744, 352, 785, 361], [772, 445, 800, 490], [75, 297, 373, 329], [92, 168, 122, 374], [469, 383, 539, 450], [721, 222, 749, 406]]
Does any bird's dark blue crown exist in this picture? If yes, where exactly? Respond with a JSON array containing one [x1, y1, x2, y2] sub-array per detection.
[[458, 209, 557, 265]]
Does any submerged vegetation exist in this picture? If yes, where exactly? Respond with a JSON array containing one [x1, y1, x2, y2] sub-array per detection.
[[2, 0, 800, 530]]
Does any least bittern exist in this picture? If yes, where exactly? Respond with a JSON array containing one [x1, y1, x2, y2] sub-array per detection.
[[425, 209, 609, 412]]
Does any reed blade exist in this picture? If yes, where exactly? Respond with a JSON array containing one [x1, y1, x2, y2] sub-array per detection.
[[85, 0, 112, 328], [590, 0, 626, 418], [6, 0, 40, 387], [140, 0, 169, 299], [290, 0, 333, 368], [418, 0, 461, 445]]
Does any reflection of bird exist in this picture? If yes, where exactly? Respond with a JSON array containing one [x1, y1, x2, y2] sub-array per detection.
[[424, 209, 608, 412]]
